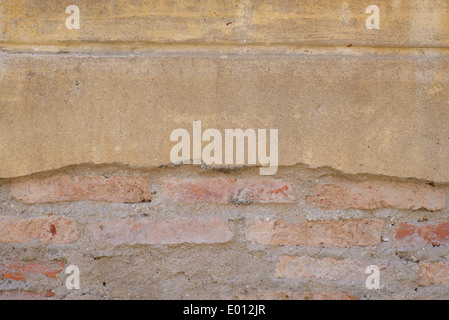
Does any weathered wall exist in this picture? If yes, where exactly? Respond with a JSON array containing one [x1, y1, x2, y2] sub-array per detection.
[[2, 0, 449, 300], [1, 0, 449, 47], [1, 165, 449, 300], [2, 53, 449, 181]]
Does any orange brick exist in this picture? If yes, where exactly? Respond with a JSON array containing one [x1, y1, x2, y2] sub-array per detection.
[[395, 222, 449, 246], [246, 219, 383, 247], [0, 291, 55, 300], [90, 216, 233, 246], [311, 181, 444, 211], [0, 216, 77, 244], [419, 262, 449, 286], [0, 260, 64, 281], [162, 178, 294, 203], [11, 175, 151, 204]]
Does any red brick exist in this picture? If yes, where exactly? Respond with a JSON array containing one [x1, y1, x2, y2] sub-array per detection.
[[0, 291, 55, 300], [419, 262, 449, 286], [0, 216, 77, 244], [162, 178, 294, 203], [0, 260, 64, 281], [232, 179, 294, 204], [90, 216, 233, 246], [311, 180, 444, 211], [246, 219, 383, 247], [11, 175, 151, 204], [275, 256, 384, 281], [229, 290, 358, 300], [395, 222, 449, 246], [162, 178, 235, 203]]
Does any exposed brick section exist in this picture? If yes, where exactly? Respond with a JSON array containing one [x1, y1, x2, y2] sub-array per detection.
[[0, 291, 55, 300], [246, 219, 383, 247], [229, 290, 358, 300], [0, 261, 64, 281], [11, 175, 151, 204], [162, 178, 294, 204], [311, 180, 444, 211], [395, 222, 449, 246], [275, 256, 369, 281], [0, 216, 77, 244], [90, 217, 233, 246], [419, 262, 449, 286]]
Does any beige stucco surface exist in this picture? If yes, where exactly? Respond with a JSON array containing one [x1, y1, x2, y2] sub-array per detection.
[[1, 52, 448, 181], [1, 0, 449, 48]]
